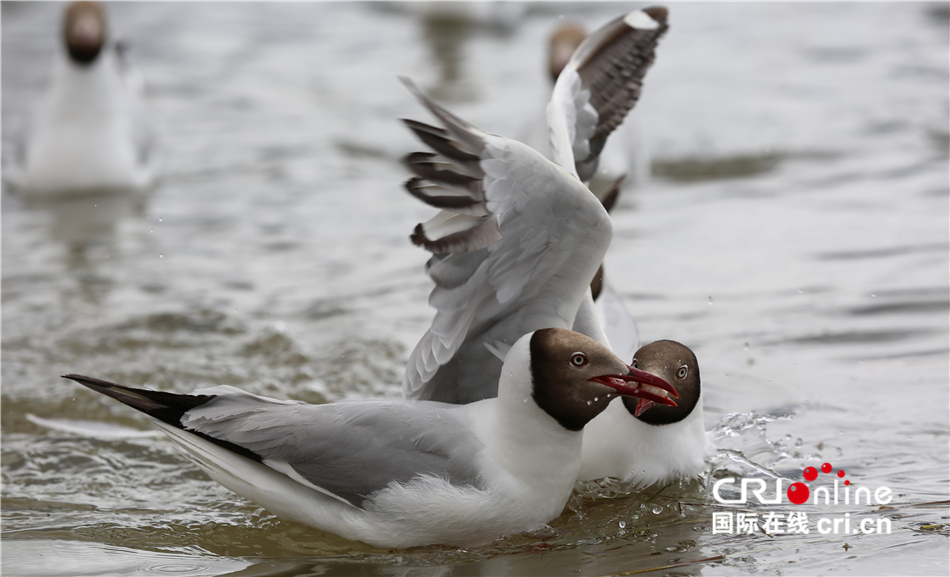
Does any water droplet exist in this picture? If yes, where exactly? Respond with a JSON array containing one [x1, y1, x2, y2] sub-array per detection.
[[707, 296, 714, 305], [821, 463, 833, 474], [803, 466, 818, 481], [798, 288, 803, 294], [618, 520, 626, 529], [159, 253, 164, 259], [743, 342, 749, 351], [651, 505, 662, 514], [593, 397, 599, 402], [870, 293, 876, 298], [159, 217, 163, 222], [725, 372, 731, 378], [586, 400, 592, 406]]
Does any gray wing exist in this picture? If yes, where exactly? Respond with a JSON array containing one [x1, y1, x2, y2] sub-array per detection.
[[181, 387, 484, 508], [548, 7, 668, 182], [400, 80, 611, 403]]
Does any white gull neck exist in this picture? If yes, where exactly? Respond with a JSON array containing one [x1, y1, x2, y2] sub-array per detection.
[[479, 334, 584, 491]]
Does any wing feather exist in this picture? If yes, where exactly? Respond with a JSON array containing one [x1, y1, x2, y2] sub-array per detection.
[[549, 7, 668, 181], [178, 392, 485, 509], [399, 81, 611, 403], [64, 375, 485, 510]]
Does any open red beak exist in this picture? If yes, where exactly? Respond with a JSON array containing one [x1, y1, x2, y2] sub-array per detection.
[[590, 364, 678, 414]]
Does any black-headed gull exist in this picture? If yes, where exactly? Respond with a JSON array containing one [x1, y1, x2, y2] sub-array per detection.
[[400, 7, 710, 487], [63, 328, 676, 548], [4, 1, 161, 198], [578, 340, 708, 486]]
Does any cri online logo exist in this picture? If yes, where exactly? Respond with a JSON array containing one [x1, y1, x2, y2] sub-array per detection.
[[714, 461, 894, 506]]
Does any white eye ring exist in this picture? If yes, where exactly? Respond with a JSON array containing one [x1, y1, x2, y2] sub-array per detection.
[[676, 366, 688, 380], [631, 358, 639, 368], [571, 353, 588, 367]]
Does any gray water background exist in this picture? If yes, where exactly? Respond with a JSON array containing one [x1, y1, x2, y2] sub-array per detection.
[[2, 2, 949, 575]]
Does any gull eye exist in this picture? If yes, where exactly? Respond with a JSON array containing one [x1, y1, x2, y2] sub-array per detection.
[[676, 365, 689, 380], [631, 358, 639, 369], [570, 352, 589, 367]]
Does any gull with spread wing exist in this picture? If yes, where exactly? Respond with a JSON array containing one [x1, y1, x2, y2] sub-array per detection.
[[401, 7, 711, 487]]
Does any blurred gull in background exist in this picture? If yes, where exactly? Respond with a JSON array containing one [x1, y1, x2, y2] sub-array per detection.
[[4, 1, 161, 200]]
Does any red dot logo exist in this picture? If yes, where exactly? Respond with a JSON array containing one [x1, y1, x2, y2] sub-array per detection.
[[787, 482, 810, 504], [796, 462, 854, 504]]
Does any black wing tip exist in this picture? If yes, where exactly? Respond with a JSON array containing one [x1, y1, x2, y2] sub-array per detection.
[[401, 118, 443, 133], [60, 374, 270, 467], [62, 373, 118, 389], [404, 151, 437, 164], [63, 373, 216, 421], [410, 222, 433, 249]]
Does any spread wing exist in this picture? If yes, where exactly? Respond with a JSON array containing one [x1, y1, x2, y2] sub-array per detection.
[[548, 7, 668, 182], [400, 80, 611, 404], [399, 8, 666, 404]]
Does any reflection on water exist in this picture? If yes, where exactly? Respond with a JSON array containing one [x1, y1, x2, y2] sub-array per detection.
[[414, 3, 523, 103], [2, 2, 948, 577], [2, 540, 251, 577], [22, 191, 141, 248]]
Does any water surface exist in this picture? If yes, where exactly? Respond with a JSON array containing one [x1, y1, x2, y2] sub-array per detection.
[[3, 2, 948, 576]]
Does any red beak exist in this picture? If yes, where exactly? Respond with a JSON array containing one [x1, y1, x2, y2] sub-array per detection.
[[590, 364, 678, 411]]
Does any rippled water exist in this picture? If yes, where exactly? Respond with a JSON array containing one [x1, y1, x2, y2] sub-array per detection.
[[3, 2, 949, 576]]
